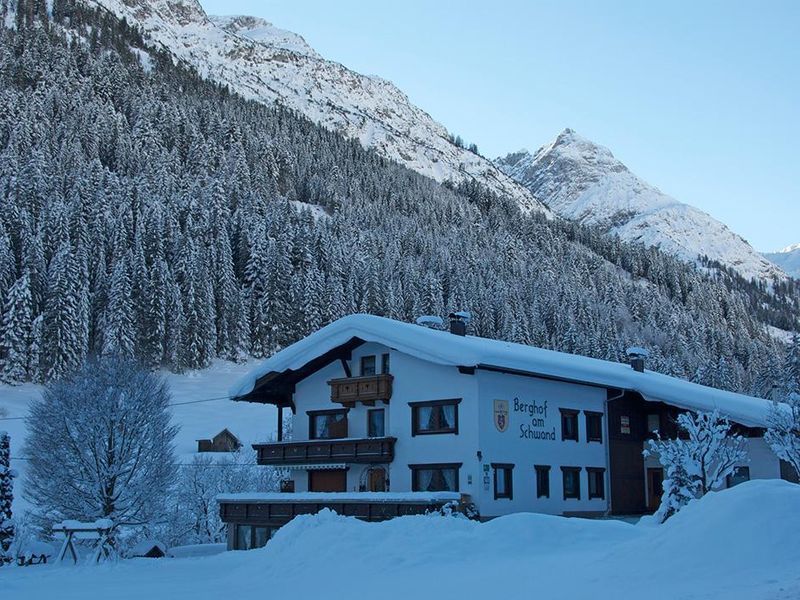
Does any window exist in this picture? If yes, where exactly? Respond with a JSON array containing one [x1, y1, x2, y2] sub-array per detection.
[[561, 466, 581, 500], [381, 353, 390, 374], [360, 355, 376, 376], [647, 413, 661, 434], [587, 468, 605, 499], [560, 409, 579, 441], [492, 464, 514, 499], [410, 463, 461, 492], [410, 399, 460, 435], [235, 524, 252, 550], [585, 411, 603, 443], [535, 465, 550, 498], [308, 409, 348, 439], [235, 524, 274, 550], [367, 409, 385, 437], [727, 466, 750, 488]]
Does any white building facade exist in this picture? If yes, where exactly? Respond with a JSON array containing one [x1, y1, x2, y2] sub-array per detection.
[[218, 314, 795, 549]]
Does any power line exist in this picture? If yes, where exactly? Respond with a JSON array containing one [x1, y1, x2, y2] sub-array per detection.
[[0, 393, 239, 422]]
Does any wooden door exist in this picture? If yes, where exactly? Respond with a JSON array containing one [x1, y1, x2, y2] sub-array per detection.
[[309, 469, 347, 492], [647, 468, 664, 512], [368, 468, 387, 492]]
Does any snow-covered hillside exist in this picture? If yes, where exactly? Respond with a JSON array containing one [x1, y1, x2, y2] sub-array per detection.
[[1, 360, 277, 513], [78, 0, 545, 213], [764, 244, 800, 279], [496, 129, 786, 282], [5, 480, 800, 599]]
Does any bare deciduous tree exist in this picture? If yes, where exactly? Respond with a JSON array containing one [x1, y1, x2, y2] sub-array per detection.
[[23, 357, 177, 532]]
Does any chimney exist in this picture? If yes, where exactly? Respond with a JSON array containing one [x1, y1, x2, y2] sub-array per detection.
[[626, 347, 649, 373], [448, 311, 472, 336]]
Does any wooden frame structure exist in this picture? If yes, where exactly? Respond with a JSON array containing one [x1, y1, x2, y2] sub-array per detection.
[[52, 520, 115, 565]]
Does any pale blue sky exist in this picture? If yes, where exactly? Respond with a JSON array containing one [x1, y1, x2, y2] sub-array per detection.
[[200, 0, 799, 251]]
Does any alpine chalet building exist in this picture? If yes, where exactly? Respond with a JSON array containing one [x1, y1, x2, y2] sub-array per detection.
[[218, 314, 793, 550]]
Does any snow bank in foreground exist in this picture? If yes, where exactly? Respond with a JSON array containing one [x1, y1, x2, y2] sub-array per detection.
[[5, 480, 800, 600]]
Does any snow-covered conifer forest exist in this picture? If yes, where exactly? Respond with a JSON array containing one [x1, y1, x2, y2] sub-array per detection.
[[0, 0, 797, 395]]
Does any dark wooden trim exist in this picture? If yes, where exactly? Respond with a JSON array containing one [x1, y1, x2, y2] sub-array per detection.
[[477, 364, 611, 390], [340, 358, 352, 378], [586, 467, 606, 499], [409, 399, 461, 436], [220, 496, 459, 531], [561, 466, 582, 500], [409, 463, 462, 492], [458, 366, 476, 375], [235, 338, 364, 406], [491, 463, 514, 500], [253, 437, 396, 465], [534, 464, 551, 498]]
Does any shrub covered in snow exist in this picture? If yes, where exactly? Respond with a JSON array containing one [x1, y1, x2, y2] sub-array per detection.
[[765, 335, 800, 479], [645, 409, 748, 522]]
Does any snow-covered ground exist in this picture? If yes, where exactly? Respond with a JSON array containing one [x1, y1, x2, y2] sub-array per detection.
[[3, 480, 799, 600], [0, 359, 277, 512]]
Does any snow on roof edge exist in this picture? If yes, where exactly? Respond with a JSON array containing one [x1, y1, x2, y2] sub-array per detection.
[[229, 314, 775, 428]]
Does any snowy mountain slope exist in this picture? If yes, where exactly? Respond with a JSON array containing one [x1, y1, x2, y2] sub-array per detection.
[[763, 244, 800, 279], [496, 129, 786, 282], [78, 0, 546, 213]]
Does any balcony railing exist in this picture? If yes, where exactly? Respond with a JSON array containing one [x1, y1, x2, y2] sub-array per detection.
[[328, 374, 393, 406], [253, 437, 396, 466]]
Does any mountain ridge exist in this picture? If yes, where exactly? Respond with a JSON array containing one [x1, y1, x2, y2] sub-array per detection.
[[77, 0, 548, 214], [495, 129, 785, 282]]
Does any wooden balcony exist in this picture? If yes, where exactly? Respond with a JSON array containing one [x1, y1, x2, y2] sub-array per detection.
[[253, 437, 396, 466], [328, 374, 393, 406]]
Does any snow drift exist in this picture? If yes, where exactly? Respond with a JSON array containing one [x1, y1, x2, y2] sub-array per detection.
[[5, 480, 800, 600]]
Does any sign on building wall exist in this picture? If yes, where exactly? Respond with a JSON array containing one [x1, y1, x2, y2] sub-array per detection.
[[493, 399, 509, 432], [494, 397, 557, 441]]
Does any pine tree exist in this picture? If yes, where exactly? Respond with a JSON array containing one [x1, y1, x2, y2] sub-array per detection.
[[42, 243, 83, 381], [103, 255, 135, 358], [1, 273, 33, 384], [0, 431, 13, 563]]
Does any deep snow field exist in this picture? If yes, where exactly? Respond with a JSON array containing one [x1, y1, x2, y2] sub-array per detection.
[[3, 480, 800, 600], [0, 359, 278, 512]]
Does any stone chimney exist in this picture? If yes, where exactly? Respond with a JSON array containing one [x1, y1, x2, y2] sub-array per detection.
[[626, 347, 650, 373], [448, 311, 472, 336]]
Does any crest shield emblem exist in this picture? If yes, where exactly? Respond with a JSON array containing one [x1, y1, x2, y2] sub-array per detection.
[[494, 399, 509, 433]]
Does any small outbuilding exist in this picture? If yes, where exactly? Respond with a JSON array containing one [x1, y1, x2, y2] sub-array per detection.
[[197, 428, 242, 453], [129, 540, 167, 559]]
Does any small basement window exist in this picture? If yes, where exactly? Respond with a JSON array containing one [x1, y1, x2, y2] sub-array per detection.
[[360, 355, 376, 376], [535, 465, 550, 498], [561, 466, 581, 500], [585, 411, 603, 443], [492, 464, 514, 499], [587, 467, 605, 500], [727, 466, 750, 488], [560, 409, 579, 442]]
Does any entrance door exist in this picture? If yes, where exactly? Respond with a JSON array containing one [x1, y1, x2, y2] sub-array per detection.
[[647, 468, 664, 512], [367, 468, 387, 492], [309, 469, 347, 492]]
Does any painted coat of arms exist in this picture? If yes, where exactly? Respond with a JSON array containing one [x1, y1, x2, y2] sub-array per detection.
[[494, 399, 509, 433]]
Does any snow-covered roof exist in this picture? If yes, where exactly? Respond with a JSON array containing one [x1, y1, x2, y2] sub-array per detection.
[[130, 539, 167, 556], [230, 314, 775, 428]]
